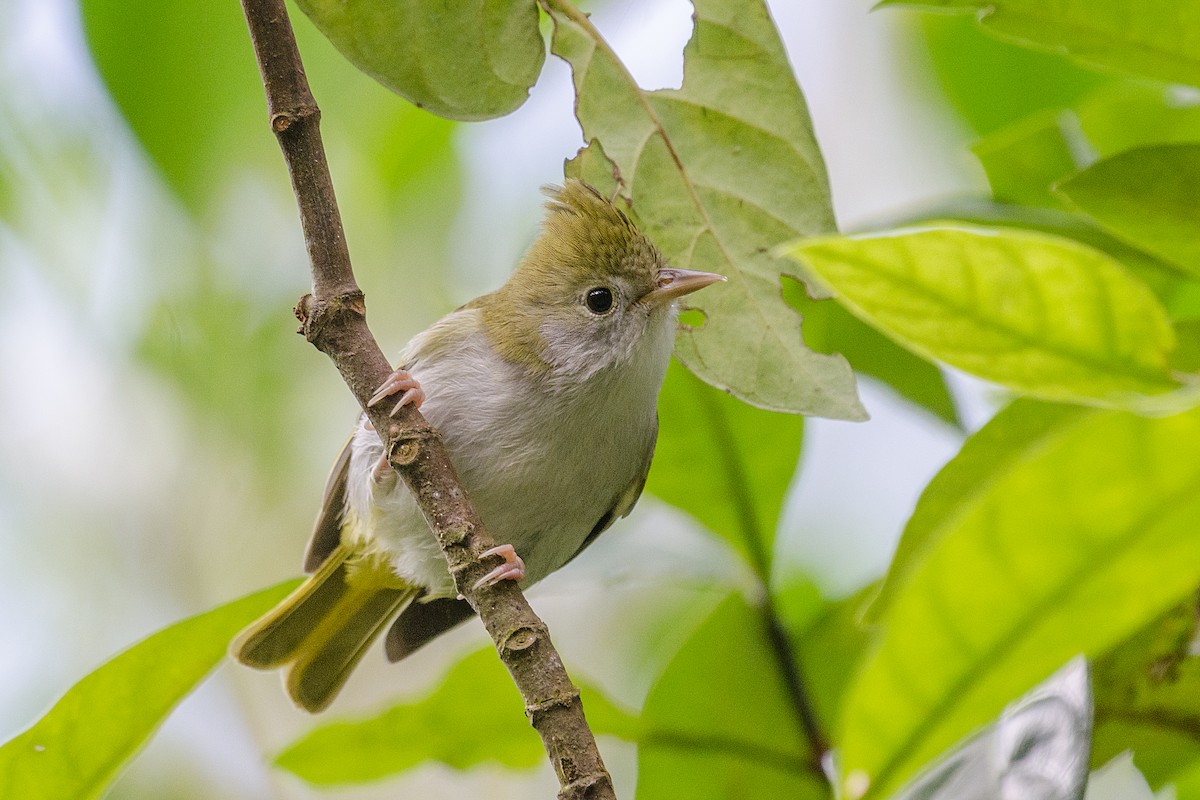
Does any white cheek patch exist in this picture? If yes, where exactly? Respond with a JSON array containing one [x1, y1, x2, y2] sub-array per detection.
[[539, 313, 640, 386]]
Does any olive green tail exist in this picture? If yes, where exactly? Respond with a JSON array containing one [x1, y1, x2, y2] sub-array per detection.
[[232, 545, 417, 713]]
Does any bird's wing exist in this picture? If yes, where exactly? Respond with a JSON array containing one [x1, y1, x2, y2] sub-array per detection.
[[303, 437, 352, 572], [563, 412, 658, 568]]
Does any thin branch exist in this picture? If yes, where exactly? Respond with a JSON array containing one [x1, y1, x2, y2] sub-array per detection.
[[760, 598, 831, 774], [237, 2, 615, 797]]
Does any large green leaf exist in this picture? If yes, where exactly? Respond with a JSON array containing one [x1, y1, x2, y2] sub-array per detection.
[[646, 359, 804, 580], [293, 0, 544, 121], [547, 0, 866, 420], [0, 581, 299, 800], [785, 226, 1183, 410], [275, 647, 637, 785], [838, 406, 1200, 799], [783, 284, 960, 426], [865, 398, 1087, 623], [1057, 145, 1200, 280], [636, 594, 827, 800], [882, 201, 1200, 330], [882, 0, 1200, 87]]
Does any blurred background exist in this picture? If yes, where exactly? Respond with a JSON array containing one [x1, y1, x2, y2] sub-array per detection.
[[0, 0, 1095, 795]]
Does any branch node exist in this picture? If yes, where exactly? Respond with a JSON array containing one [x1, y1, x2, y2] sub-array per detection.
[[501, 624, 546, 655], [388, 438, 422, 466], [294, 290, 367, 343], [526, 688, 581, 722], [270, 104, 318, 133]]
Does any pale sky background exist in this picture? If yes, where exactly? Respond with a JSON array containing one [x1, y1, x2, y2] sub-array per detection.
[[0, 0, 992, 797]]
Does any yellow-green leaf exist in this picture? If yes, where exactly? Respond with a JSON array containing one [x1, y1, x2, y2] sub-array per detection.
[[839, 407, 1200, 798], [0, 581, 299, 800], [786, 226, 1182, 409]]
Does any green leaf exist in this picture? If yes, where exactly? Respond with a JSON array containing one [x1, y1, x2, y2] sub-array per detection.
[[782, 282, 960, 426], [80, 0, 272, 206], [882, 201, 1200, 324], [275, 647, 636, 785], [882, 0, 1200, 87], [546, 0, 866, 420], [293, 0, 544, 121], [917, 12, 1107, 136], [1057, 144, 1200, 279], [636, 594, 827, 800], [971, 108, 1085, 207], [790, 584, 875, 736], [647, 359, 804, 580], [838, 406, 1200, 798], [785, 226, 1183, 410], [865, 398, 1088, 623], [80, 0, 457, 209], [1092, 598, 1200, 786], [1075, 84, 1200, 158], [0, 581, 299, 800]]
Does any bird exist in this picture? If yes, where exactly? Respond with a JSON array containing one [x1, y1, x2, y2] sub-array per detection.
[[232, 180, 724, 712]]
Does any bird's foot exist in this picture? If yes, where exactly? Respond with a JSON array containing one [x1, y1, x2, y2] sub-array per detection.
[[367, 368, 425, 417], [372, 453, 396, 486], [473, 544, 526, 590]]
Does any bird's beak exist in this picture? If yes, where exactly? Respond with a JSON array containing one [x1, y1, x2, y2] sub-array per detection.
[[643, 268, 726, 306]]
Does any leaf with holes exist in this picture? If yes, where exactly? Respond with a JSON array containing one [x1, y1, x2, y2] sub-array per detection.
[[785, 226, 1184, 410], [838, 406, 1200, 799], [547, 0, 866, 420]]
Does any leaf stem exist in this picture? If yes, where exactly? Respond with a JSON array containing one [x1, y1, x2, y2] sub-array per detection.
[[237, 2, 615, 797], [761, 595, 831, 776]]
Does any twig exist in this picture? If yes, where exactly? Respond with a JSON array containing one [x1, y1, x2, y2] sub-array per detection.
[[760, 598, 830, 774], [237, 2, 616, 797]]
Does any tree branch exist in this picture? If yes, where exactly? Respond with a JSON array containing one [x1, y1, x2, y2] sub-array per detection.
[[238, 2, 616, 797]]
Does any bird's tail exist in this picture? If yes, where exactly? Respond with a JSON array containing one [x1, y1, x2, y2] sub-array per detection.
[[232, 544, 417, 713]]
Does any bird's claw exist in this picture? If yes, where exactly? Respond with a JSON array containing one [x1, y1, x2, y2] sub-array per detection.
[[473, 544, 526, 590], [368, 368, 425, 416]]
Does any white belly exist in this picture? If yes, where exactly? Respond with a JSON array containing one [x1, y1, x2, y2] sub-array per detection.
[[343, 315, 667, 597]]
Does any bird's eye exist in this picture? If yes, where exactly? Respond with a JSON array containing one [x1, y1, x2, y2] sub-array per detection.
[[585, 287, 615, 315]]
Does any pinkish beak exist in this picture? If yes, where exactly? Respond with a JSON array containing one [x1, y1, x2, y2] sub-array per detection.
[[642, 268, 726, 306]]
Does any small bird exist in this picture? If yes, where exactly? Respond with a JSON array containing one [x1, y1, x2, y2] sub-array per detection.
[[233, 180, 724, 712]]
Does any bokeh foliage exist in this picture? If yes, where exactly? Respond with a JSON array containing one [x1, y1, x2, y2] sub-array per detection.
[[6, 0, 1200, 798]]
